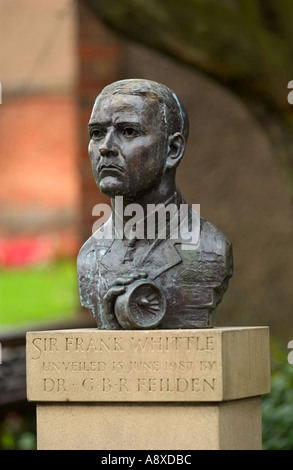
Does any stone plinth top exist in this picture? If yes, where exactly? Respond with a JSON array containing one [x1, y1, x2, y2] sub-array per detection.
[[26, 327, 270, 403]]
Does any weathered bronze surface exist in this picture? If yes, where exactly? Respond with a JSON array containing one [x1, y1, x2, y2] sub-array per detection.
[[77, 79, 233, 329]]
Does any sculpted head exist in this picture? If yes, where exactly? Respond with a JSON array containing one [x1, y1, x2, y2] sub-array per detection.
[[88, 79, 189, 198]]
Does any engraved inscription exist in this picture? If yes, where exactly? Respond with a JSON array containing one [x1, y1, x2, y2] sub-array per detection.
[[42, 361, 106, 372], [43, 378, 67, 392], [137, 377, 216, 393], [82, 377, 130, 393], [27, 331, 221, 402], [129, 335, 214, 351], [31, 335, 125, 359]]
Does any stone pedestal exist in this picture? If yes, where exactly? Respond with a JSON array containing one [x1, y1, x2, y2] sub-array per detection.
[[26, 327, 270, 450]]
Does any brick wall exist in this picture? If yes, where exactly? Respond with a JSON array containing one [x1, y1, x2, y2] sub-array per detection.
[[0, 0, 79, 264]]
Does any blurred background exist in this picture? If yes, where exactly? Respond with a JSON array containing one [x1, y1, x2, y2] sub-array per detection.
[[0, 0, 293, 450]]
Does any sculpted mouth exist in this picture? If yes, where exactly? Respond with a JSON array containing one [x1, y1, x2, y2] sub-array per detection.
[[99, 163, 125, 173]]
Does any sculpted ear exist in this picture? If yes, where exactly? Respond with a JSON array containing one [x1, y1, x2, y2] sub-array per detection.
[[166, 133, 185, 170]]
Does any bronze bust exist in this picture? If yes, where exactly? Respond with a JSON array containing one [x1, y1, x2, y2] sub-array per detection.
[[77, 79, 233, 329]]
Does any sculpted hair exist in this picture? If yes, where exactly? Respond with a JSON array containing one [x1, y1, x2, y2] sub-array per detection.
[[96, 79, 189, 142]]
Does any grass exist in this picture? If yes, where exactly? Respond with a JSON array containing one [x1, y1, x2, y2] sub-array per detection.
[[0, 258, 79, 329]]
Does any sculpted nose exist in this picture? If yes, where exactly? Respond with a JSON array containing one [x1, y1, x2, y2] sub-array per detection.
[[99, 129, 118, 157]]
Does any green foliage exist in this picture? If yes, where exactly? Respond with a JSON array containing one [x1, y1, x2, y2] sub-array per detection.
[[0, 258, 78, 327], [0, 411, 36, 450], [262, 339, 293, 450]]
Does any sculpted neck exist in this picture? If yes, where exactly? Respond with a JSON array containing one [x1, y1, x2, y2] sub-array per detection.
[[111, 173, 179, 218], [109, 174, 184, 240]]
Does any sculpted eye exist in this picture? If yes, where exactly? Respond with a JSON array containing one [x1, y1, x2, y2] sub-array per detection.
[[90, 128, 105, 140], [123, 127, 140, 138]]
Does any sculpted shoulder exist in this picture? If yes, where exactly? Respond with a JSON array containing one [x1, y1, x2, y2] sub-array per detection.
[[77, 217, 113, 264], [199, 217, 233, 280], [178, 210, 231, 254], [77, 221, 113, 311], [199, 217, 232, 254]]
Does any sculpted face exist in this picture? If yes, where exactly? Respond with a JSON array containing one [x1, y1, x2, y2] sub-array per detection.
[[88, 94, 169, 198]]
